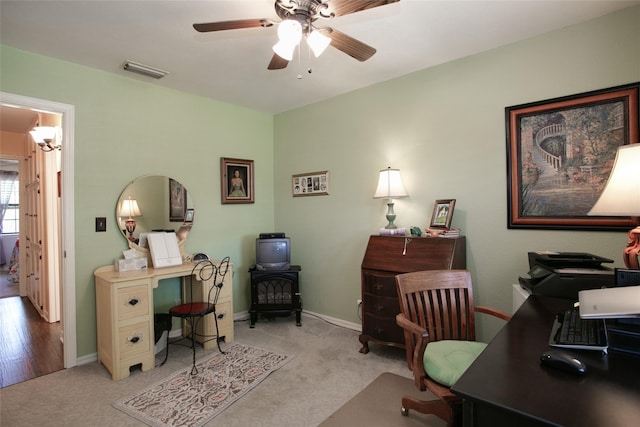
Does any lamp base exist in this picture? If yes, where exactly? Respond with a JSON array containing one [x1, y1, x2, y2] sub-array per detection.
[[623, 225, 640, 269], [385, 202, 397, 229], [125, 218, 137, 242]]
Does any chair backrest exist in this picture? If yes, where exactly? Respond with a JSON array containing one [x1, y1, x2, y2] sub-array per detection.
[[207, 256, 231, 304], [396, 270, 478, 366]]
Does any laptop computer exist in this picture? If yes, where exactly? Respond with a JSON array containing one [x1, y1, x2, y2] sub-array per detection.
[[578, 285, 640, 319]]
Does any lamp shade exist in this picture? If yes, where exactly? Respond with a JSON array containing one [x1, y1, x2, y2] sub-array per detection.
[[307, 30, 331, 57], [373, 167, 409, 199], [29, 126, 57, 143], [277, 19, 302, 45], [120, 197, 142, 218], [272, 40, 297, 61], [588, 144, 640, 217]]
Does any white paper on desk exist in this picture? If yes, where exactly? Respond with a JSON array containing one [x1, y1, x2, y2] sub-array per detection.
[[123, 248, 145, 259], [148, 232, 182, 268]]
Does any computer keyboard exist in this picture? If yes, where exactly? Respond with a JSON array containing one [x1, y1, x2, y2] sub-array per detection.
[[549, 306, 608, 351]]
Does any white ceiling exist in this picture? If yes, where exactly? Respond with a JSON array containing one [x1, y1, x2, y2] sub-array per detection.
[[1, 0, 638, 114]]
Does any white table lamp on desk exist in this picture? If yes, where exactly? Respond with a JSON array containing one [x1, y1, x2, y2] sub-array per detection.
[[588, 144, 640, 269]]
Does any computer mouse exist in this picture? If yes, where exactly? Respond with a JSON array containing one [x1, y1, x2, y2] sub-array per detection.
[[540, 350, 586, 374]]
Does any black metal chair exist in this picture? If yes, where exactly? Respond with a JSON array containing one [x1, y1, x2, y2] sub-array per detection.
[[161, 256, 230, 375]]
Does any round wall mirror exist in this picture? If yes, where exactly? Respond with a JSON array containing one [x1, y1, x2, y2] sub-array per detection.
[[116, 175, 194, 252]]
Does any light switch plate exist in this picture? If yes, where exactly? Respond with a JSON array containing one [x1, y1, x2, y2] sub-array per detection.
[[95, 217, 107, 232]]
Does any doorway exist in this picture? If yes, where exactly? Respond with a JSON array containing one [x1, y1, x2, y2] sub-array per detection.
[[0, 92, 76, 378]]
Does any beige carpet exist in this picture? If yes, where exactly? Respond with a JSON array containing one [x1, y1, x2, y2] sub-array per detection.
[[319, 372, 446, 427]]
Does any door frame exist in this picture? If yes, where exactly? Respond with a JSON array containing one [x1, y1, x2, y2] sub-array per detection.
[[1, 92, 76, 368]]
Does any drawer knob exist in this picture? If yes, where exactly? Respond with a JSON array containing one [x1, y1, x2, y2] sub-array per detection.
[[127, 298, 139, 306], [375, 304, 384, 312], [217, 313, 225, 319], [373, 283, 383, 291], [129, 335, 141, 344]]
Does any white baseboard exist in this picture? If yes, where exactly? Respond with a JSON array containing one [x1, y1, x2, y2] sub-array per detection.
[[301, 309, 362, 332]]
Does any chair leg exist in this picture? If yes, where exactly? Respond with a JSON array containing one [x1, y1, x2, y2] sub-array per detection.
[[213, 308, 226, 355], [189, 318, 198, 375], [401, 395, 453, 425], [159, 324, 170, 366]]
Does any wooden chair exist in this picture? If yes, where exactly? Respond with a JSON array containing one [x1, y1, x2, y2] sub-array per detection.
[[162, 257, 230, 375], [395, 270, 510, 426]]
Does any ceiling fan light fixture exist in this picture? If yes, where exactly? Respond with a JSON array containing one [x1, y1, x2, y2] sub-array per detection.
[[272, 40, 297, 61], [307, 30, 331, 57], [277, 19, 302, 45]]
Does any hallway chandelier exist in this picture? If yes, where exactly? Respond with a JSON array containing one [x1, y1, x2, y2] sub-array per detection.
[[29, 126, 61, 152]]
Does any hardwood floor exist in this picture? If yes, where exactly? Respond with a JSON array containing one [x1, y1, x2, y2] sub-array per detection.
[[0, 269, 19, 298], [0, 296, 64, 388]]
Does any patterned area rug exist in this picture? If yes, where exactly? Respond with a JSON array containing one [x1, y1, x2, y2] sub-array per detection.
[[113, 343, 293, 426]]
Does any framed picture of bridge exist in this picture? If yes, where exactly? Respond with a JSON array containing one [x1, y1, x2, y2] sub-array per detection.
[[506, 82, 639, 230]]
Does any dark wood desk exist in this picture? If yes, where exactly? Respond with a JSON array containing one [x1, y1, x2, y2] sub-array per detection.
[[451, 296, 640, 427]]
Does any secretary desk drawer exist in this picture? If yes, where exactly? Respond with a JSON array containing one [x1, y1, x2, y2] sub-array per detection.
[[362, 312, 404, 345], [117, 283, 149, 321], [362, 271, 397, 297], [362, 294, 400, 318]]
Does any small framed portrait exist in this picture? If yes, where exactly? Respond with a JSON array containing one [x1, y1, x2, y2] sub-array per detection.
[[430, 199, 456, 229], [169, 178, 187, 221], [184, 208, 194, 223], [292, 171, 329, 197], [221, 157, 254, 204]]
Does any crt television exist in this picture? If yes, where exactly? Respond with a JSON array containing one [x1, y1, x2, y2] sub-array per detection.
[[255, 236, 290, 270]]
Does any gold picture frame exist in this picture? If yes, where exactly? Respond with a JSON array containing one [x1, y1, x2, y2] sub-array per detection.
[[221, 157, 254, 204]]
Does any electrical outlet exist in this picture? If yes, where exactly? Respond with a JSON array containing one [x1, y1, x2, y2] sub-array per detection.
[[356, 299, 362, 306], [95, 217, 106, 232]]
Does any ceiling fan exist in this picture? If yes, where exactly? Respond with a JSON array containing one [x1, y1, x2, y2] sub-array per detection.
[[193, 0, 399, 70]]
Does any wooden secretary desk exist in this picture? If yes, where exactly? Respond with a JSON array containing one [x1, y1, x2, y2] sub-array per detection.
[[359, 235, 466, 357]]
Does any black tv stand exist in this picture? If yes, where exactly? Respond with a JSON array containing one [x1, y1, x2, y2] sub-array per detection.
[[248, 265, 301, 328]]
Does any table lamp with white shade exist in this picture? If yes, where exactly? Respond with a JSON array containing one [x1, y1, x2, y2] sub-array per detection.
[[373, 167, 409, 229], [588, 144, 640, 269], [120, 196, 142, 242]]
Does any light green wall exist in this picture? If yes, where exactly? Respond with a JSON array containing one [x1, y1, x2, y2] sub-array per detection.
[[1, 6, 638, 357], [273, 7, 640, 340], [1, 46, 275, 357]]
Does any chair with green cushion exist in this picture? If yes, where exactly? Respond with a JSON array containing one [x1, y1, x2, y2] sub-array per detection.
[[395, 270, 510, 427]]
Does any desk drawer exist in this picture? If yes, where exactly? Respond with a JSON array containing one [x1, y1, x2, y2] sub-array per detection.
[[362, 271, 397, 297], [119, 321, 152, 359], [362, 312, 404, 345], [117, 284, 149, 321], [362, 293, 399, 318]]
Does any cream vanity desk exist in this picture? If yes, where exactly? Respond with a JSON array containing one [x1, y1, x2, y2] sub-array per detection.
[[94, 261, 233, 381], [95, 175, 234, 380]]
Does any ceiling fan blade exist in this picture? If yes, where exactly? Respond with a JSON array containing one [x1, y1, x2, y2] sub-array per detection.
[[325, 28, 376, 62], [324, 0, 399, 17], [193, 19, 274, 32], [268, 54, 289, 70]]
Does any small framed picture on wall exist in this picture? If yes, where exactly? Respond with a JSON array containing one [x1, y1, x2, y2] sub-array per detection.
[[292, 171, 329, 197]]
